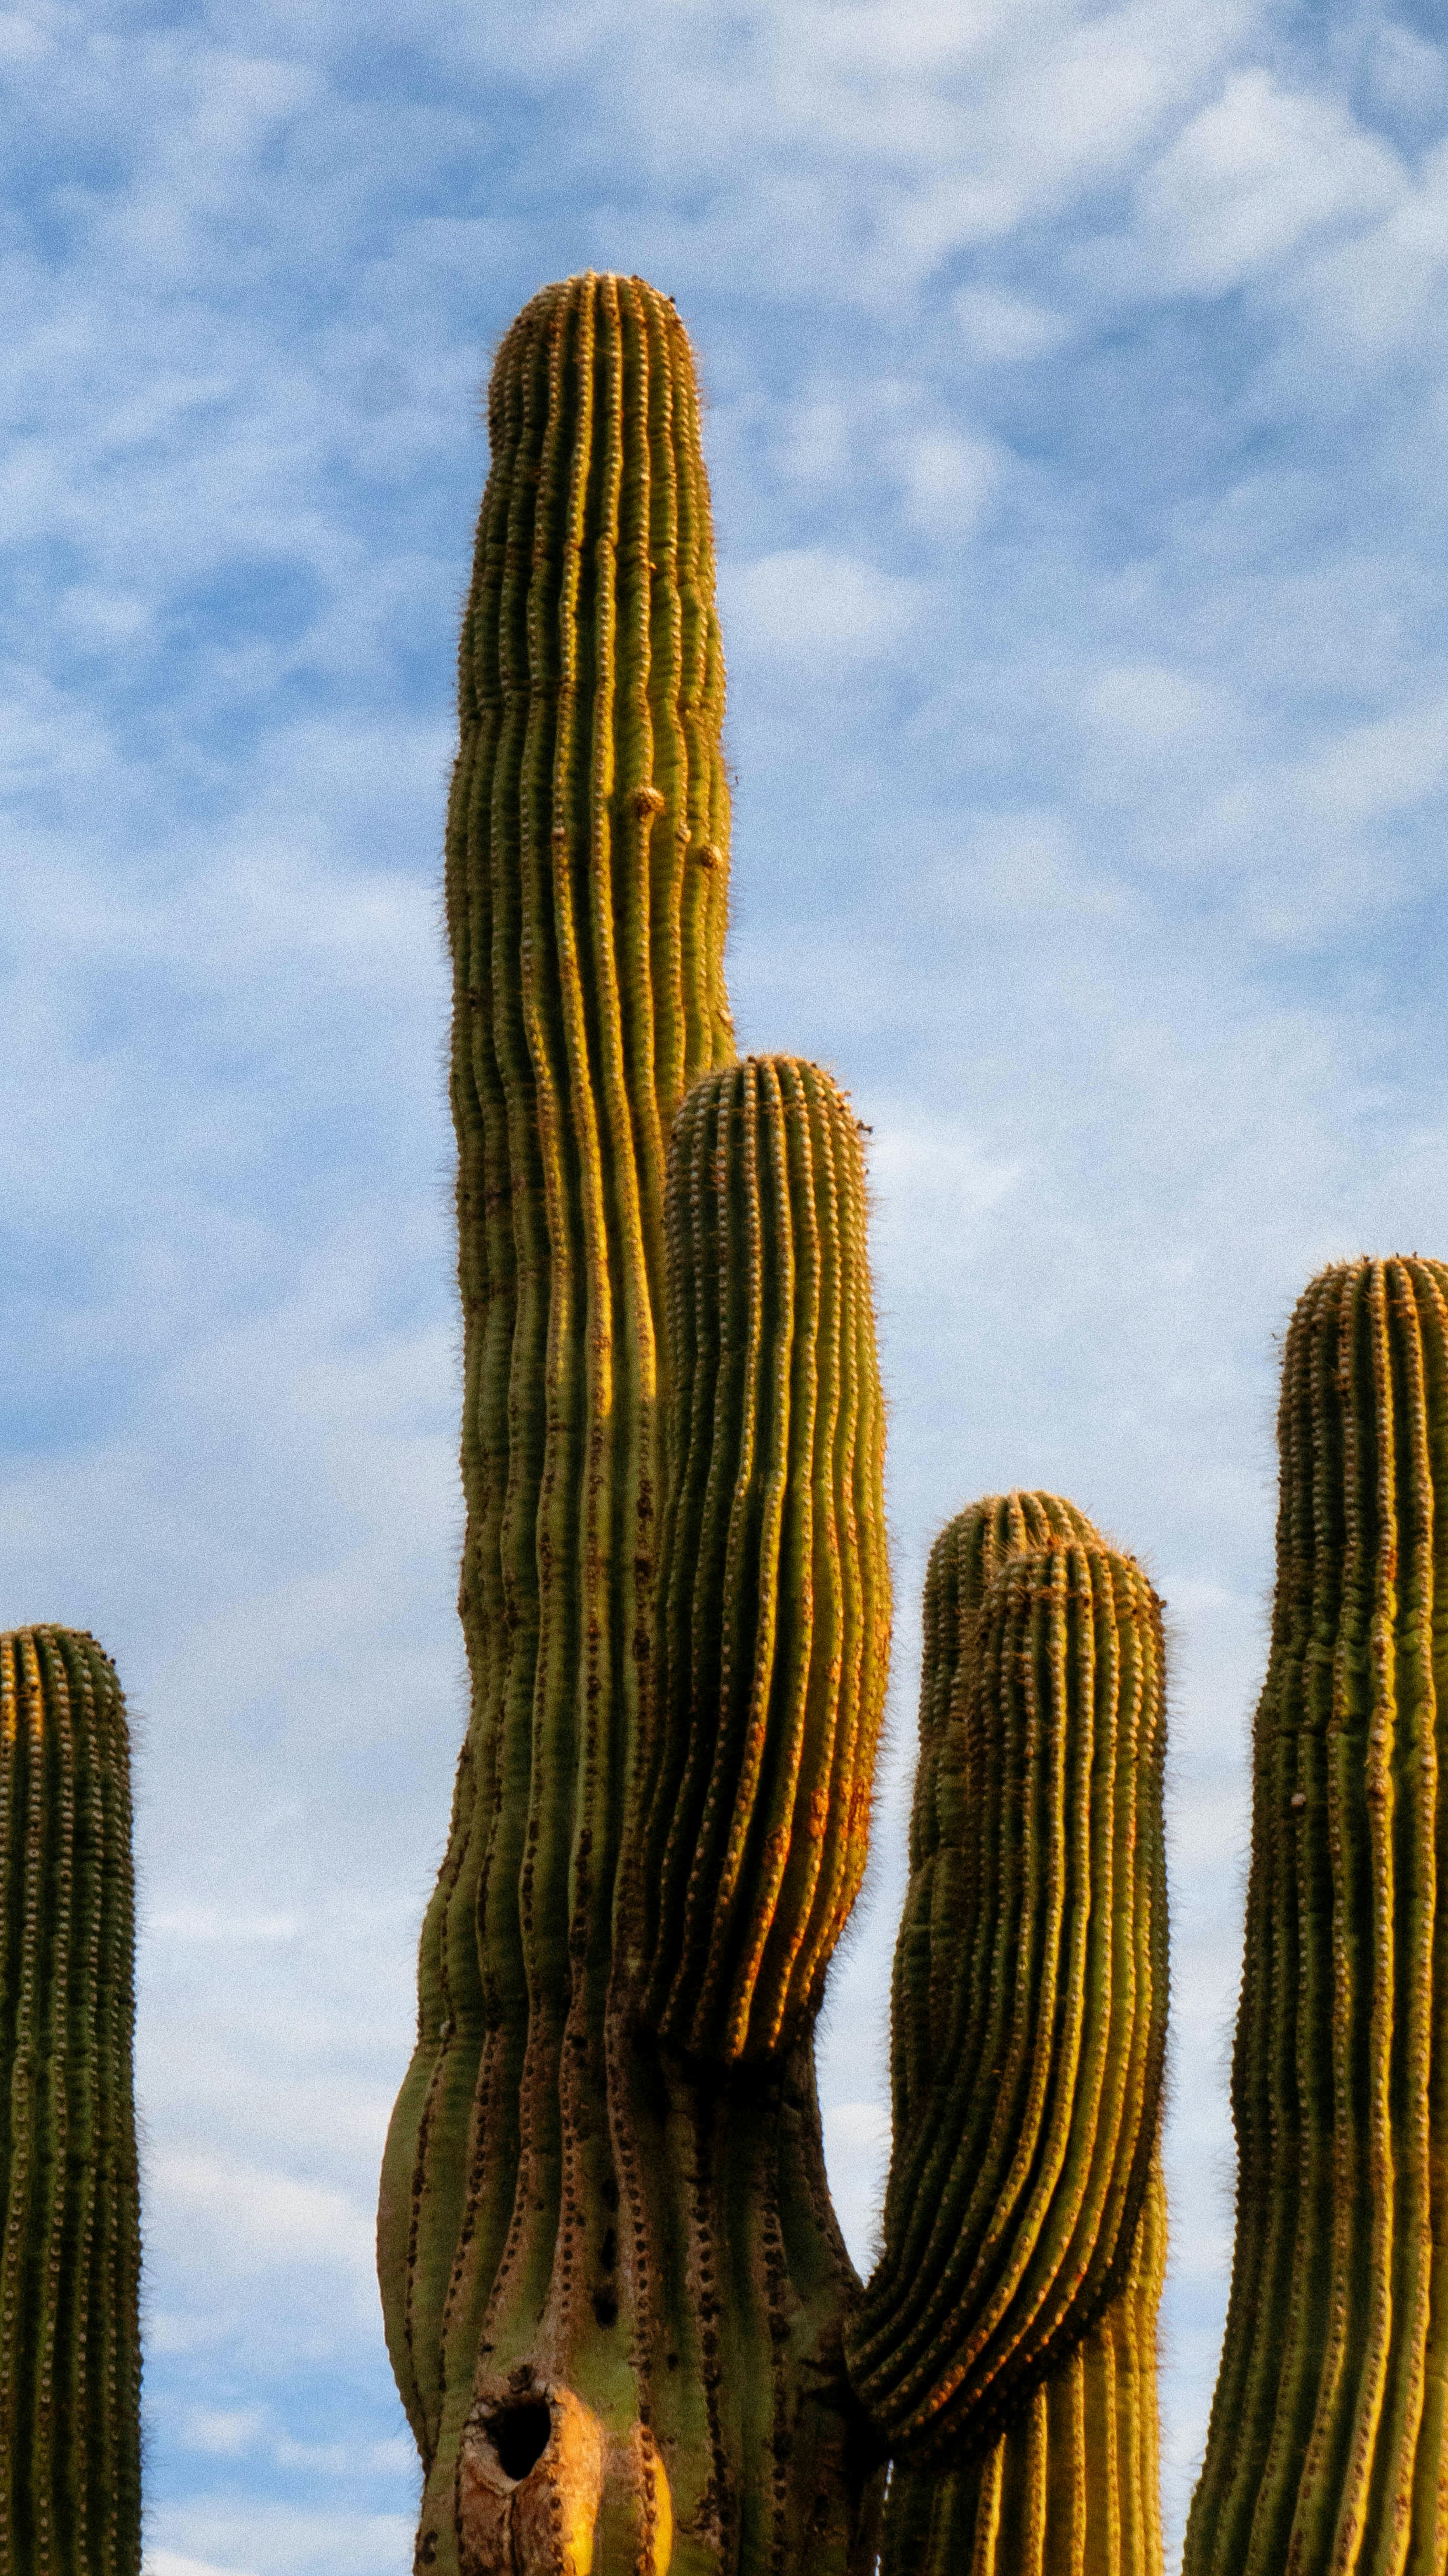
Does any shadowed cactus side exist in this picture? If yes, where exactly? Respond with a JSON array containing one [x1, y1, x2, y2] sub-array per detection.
[[850, 1499, 1168, 2575], [1185, 1257, 1448, 2576], [0, 1626, 141, 2576]]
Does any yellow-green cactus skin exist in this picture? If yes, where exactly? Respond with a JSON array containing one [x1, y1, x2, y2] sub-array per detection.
[[1185, 1258, 1448, 2576], [0, 1627, 140, 2576], [852, 1498, 1168, 2575], [377, 274, 891, 2576]]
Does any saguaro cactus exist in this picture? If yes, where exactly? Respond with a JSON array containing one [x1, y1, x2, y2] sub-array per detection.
[[382, 270, 1168, 2576], [851, 1499, 1168, 2575], [1185, 1257, 1448, 2576], [0, 1625, 141, 2576], [377, 273, 890, 2575]]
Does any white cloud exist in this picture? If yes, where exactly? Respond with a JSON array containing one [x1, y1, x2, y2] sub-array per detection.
[[181, 2409, 269, 2460], [149, 2154, 376, 2276], [896, 426, 1001, 537], [148, 1908, 304, 1943], [720, 547, 922, 659], [1127, 68, 1406, 296], [147, 2557, 261, 2576], [953, 285, 1072, 362], [144, 2515, 415, 2576]]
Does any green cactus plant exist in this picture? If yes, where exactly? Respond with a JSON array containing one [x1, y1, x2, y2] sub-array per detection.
[[852, 1500, 1168, 2574], [0, 1625, 141, 2576], [376, 270, 890, 2575], [380, 269, 1169, 2575], [1185, 1256, 1448, 2576]]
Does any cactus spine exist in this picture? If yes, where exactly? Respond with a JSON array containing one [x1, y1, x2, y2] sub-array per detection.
[[0, 1627, 140, 2576], [851, 1498, 1168, 2574], [378, 274, 890, 2575], [1185, 1257, 1448, 2576]]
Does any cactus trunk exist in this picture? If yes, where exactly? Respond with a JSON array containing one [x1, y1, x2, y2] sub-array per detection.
[[1184, 1257, 1448, 2576], [378, 274, 888, 2575], [0, 1627, 140, 2576]]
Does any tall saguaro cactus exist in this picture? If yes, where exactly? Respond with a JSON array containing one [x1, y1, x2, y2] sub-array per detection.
[[0, 1626, 141, 2576], [1185, 1257, 1448, 2576], [381, 270, 1169, 2576], [378, 273, 890, 2576]]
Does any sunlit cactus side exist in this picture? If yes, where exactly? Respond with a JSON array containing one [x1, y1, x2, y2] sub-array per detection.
[[0, 1626, 140, 2576], [1185, 1257, 1448, 2576], [849, 1509, 1168, 2568], [639, 1055, 889, 2064], [378, 273, 890, 2576]]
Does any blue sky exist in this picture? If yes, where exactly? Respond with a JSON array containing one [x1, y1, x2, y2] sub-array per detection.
[[4, 2, 1447, 2569]]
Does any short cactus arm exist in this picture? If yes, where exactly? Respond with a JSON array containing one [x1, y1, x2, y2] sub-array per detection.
[[0, 1626, 140, 2576], [638, 1054, 890, 2062], [847, 1522, 1168, 2472]]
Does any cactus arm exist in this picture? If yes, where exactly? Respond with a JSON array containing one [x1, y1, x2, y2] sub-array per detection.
[[880, 2151, 1166, 2576], [640, 1056, 889, 2064], [0, 1627, 140, 2576], [892, 1497, 1100, 2175], [1185, 1257, 1448, 2576], [849, 1531, 1167, 2464]]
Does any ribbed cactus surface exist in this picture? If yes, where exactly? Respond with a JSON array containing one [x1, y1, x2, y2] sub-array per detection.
[[0, 1626, 140, 2576], [881, 2155, 1166, 2576], [379, 275, 889, 2575], [849, 1507, 1168, 2479], [1185, 1257, 1448, 2576], [889, 1491, 1100, 2153], [641, 1055, 889, 2064]]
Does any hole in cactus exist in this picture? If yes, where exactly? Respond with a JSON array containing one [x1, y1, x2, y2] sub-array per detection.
[[593, 2288, 619, 2328], [489, 2399, 552, 2482]]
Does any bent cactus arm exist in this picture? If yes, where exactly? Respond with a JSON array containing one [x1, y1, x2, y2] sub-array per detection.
[[852, 1501, 1168, 2574]]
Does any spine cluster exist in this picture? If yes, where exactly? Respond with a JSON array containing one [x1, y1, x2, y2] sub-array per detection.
[[0, 1627, 140, 2576], [1185, 1258, 1448, 2576]]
